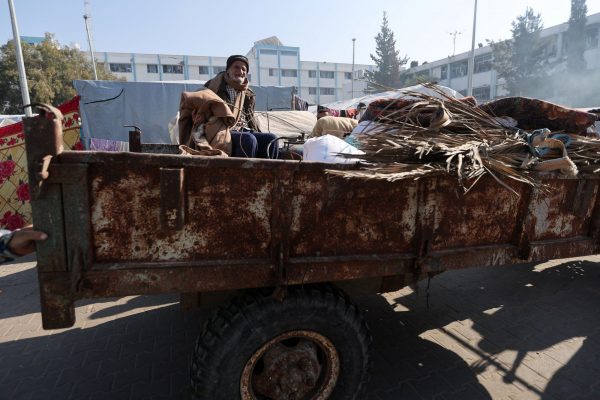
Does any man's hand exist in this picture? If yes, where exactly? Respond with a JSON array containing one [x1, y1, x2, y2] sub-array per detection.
[[8, 226, 47, 256]]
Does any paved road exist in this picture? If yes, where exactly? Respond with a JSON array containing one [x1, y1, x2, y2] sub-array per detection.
[[1, 255, 599, 399]]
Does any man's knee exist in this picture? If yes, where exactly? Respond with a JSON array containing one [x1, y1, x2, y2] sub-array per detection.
[[231, 131, 257, 158]]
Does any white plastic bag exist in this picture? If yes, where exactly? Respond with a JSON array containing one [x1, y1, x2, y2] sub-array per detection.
[[303, 134, 365, 164]]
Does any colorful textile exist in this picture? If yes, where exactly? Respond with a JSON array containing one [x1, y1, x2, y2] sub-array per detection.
[[0, 96, 83, 230], [90, 138, 129, 152], [292, 95, 309, 111], [478, 97, 597, 135]]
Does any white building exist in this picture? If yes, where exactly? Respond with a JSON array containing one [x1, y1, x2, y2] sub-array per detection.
[[94, 36, 374, 105], [402, 12, 600, 103]]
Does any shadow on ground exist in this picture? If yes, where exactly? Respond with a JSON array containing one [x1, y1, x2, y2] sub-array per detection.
[[1, 258, 599, 399], [386, 259, 600, 400]]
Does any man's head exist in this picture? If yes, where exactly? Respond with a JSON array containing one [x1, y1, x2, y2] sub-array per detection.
[[226, 55, 249, 84], [317, 105, 330, 119]]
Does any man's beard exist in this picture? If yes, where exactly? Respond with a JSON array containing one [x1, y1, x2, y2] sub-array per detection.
[[228, 73, 245, 84]]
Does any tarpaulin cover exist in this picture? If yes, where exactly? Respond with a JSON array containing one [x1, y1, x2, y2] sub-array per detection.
[[74, 80, 297, 144], [254, 111, 316, 138]]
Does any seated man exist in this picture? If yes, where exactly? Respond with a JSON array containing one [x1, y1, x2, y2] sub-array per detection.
[[205, 55, 278, 159]]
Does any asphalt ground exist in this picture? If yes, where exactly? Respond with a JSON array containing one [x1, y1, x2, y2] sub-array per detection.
[[1, 255, 599, 399]]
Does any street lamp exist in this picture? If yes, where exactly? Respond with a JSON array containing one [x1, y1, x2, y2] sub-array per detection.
[[351, 38, 356, 99], [466, 0, 478, 96], [450, 31, 461, 57]]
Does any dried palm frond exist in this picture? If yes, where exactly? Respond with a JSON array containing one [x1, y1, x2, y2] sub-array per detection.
[[328, 82, 599, 194]]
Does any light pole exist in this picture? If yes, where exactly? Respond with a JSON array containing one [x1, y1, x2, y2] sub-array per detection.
[[83, 0, 98, 80], [466, 0, 478, 96], [7, 0, 32, 116], [450, 31, 461, 56], [351, 38, 356, 99]]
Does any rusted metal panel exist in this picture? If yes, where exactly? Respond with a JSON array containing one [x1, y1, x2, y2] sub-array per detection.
[[37, 272, 74, 329], [24, 123, 600, 329], [23, 114, 68, 274], [141, 143, 181, 154], [77, 263, 278, 297], [289, 170, 418, 257], [61, 164, 92, 273], [90, 162, 276, 262], [160, 168, 186, 230], [529, 180, 599, 241], [529, 237, 597, 261], [425, 177, 526, 251]]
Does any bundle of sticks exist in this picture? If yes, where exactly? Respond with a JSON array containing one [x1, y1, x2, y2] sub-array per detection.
[[330, 83, 600, 195]]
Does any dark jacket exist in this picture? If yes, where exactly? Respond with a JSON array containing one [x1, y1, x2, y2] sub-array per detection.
[[204, 78, 261, 132]]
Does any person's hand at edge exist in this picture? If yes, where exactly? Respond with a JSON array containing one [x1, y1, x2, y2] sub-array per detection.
[[8, 225, 48, 257]]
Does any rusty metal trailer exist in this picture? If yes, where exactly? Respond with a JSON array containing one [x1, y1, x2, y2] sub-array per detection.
[[24, 107, 600, 400]]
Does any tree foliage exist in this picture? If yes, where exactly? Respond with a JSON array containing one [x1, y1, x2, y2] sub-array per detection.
[[366, 12, 408, 88], [566, 0, 588, 72], [0, 33, 118, 114], [491, 7, 547, 96]]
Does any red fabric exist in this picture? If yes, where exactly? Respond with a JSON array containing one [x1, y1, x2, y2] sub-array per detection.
[[0, 96, 80, 139]]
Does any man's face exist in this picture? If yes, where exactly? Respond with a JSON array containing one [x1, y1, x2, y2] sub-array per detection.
[[227, 60, 248, 84], [317, 111, 330, 119]]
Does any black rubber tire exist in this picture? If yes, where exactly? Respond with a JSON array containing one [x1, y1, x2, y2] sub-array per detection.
[[190, 285, 372, 400]]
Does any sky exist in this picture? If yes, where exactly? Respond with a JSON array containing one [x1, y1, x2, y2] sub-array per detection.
[[2, 0, 600, 67]]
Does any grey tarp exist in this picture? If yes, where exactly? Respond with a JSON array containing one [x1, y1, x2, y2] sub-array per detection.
[[73, 80, 296, 144]]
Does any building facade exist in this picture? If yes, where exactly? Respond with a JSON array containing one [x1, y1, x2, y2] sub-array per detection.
[[402, 12, 600, 103], [93, 36, 374, 105]]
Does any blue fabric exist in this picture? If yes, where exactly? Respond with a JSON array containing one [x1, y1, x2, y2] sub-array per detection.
[[231, 131, 279, 159], [231, 132, 257, 158]]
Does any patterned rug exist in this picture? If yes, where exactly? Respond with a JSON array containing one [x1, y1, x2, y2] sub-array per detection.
[[0, 97, 83, 230]]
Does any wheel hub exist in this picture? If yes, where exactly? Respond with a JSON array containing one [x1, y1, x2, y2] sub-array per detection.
[[240, 330, 339, 400]]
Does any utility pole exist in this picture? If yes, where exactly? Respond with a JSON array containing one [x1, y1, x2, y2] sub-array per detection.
[[467, 0, 478, 96], [7, 0, 31, 116], [83, 0, 98, 80], [351, 38, 356, 99]]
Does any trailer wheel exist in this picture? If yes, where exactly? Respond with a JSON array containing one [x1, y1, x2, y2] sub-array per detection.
[[190, 285, 372, 400]]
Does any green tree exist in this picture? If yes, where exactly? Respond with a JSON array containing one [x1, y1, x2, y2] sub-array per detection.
[[491, 7, 547, 96], [0, 33, 118, 114], [366, 12, 408, 88], [566, 0, 588, 72]]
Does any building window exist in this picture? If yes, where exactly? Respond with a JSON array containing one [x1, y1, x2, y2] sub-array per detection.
[[260, 49, 278, 55], [450, 60, 468, 78], [320, 87, 335, 95], [344, 72, 352, 79], [280, 50, 298, 56], [474, 53, 492, 73], [146, 64, 158, 73], [308, 70, 317, 78], [213, 66, 226, 74], [109, 63, 132, 73], [163, 64, 183, 74], [198, 65, 209, 75], [473, 86, 491, 101], [440, 65, 448, 79], [458, 89, 468, 96], [308, 87, 317, 95], [320, 70, 334, 79], [281, 69, 297, 77], [269, 68, 278, 77], [585, 27, 599, 49]]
